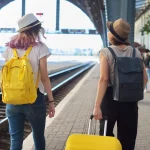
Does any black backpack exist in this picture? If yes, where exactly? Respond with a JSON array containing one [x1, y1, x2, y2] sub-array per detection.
[[108, 47, 144, 102]]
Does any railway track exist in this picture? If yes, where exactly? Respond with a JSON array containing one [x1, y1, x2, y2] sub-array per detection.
[[0, 62, 95, 150]]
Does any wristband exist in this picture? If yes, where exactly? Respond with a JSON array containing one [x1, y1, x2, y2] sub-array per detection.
[[49, 100, 54, 103]]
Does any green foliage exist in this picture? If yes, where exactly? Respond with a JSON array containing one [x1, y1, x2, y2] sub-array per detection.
[[140, 15, 150, 35]]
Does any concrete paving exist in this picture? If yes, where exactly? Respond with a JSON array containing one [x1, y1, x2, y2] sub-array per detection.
[[23, 64, 150, 150]]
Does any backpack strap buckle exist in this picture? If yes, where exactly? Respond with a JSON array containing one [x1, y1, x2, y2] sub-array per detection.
[[23, 46, 32, 58], [13, 46, 32, 59], [13, 49, 19, 58]]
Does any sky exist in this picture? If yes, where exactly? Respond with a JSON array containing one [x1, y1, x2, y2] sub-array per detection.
[[0, 0, 103, 50], [0, 0, 95, 30]]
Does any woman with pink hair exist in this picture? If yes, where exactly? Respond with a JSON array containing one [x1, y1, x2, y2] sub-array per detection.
[[2, 13, 55, 150]]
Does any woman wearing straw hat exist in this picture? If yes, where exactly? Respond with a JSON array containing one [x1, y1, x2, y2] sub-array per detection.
[[2, 13, 55, 150], [93, 18, 148, 150]]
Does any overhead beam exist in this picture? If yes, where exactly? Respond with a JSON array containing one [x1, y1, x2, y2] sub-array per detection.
[[66, 0, 103, 36], [136, 2, 150, 20], [22, 0, 25, 16], [0, 0, 14, 9], [56, 0, 60, 31], [67, 0, 89, 20], [106, 0, 136, 45]]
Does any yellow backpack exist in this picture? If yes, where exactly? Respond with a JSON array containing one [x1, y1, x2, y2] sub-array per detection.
[[2, 46, 38, 105]]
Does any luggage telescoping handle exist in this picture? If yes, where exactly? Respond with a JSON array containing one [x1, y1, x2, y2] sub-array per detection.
[[88, 115, 108, 136]]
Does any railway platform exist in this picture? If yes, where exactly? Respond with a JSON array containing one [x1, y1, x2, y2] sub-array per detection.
[[47, 61, 82, 74], [22, 63, 150, 150]]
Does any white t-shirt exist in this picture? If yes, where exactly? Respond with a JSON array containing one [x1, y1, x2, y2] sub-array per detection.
[[2, 42, 51, 94]]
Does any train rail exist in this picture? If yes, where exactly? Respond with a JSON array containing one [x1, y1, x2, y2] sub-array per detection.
[[0, 62, 95, 150]]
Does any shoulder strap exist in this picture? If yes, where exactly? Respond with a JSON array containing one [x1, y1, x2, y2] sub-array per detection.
[[35, 71, 40, 89], [13, 49, 19, 58], [13, 46, 32, 58], [23, 46, 32, 58], [24, 46, 39, 88], [132, 47, 136, 57], [107, 47, 117, 60]]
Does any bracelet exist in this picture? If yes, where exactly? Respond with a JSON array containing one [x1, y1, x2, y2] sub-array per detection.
[[49, 100, 54, 103]]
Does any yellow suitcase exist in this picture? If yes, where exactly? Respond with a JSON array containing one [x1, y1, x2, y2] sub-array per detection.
[[65, 115, 122, 150]]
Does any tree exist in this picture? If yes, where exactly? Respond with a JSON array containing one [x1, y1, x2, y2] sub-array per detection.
[[140, 15, 150, 35]]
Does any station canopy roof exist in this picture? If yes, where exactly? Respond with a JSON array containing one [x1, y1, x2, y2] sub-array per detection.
[[136, 0, 150, 20]]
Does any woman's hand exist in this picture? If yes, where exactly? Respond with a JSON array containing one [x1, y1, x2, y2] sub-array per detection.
[[49, 102, 55, 118], [93, 106, 102, 120]]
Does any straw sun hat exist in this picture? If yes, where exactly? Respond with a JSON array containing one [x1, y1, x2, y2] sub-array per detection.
[[107, 18, 130, 43]]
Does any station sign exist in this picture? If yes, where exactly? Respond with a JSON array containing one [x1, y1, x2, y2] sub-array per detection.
[[0, 28, 16, 32], [69, 29, 86, 34], [61, 29, 86, 34], [36, 13, 43, 16], [61, 29, 97, 34]]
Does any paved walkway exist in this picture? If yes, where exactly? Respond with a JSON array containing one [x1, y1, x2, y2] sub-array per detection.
[[23, 64, 150, 150], [135, 93, 150, 150]]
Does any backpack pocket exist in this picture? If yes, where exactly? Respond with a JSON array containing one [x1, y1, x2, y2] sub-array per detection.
[[114, 57, 144, 102]]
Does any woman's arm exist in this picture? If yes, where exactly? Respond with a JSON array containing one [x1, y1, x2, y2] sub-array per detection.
[[94, 53, 109, 107], [39, 56, 55, 118], [143, 64, 148, 89], [39, 56, 54, 102], [139, 51, 148, 89], [93, 52, 109, 120]]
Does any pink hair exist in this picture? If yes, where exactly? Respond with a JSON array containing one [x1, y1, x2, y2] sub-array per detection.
[[6, 25, 46, 50]]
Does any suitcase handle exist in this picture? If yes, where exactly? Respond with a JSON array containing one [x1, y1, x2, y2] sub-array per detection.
[[88, 115, 108, 136]]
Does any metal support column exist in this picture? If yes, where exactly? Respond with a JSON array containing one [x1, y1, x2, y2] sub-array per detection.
[[22, 0, 25, 16], [100, 9, 107, 47], [105, 0, 135, 45], [56, 0, 60, 31], [125, 0, 136, 46]]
